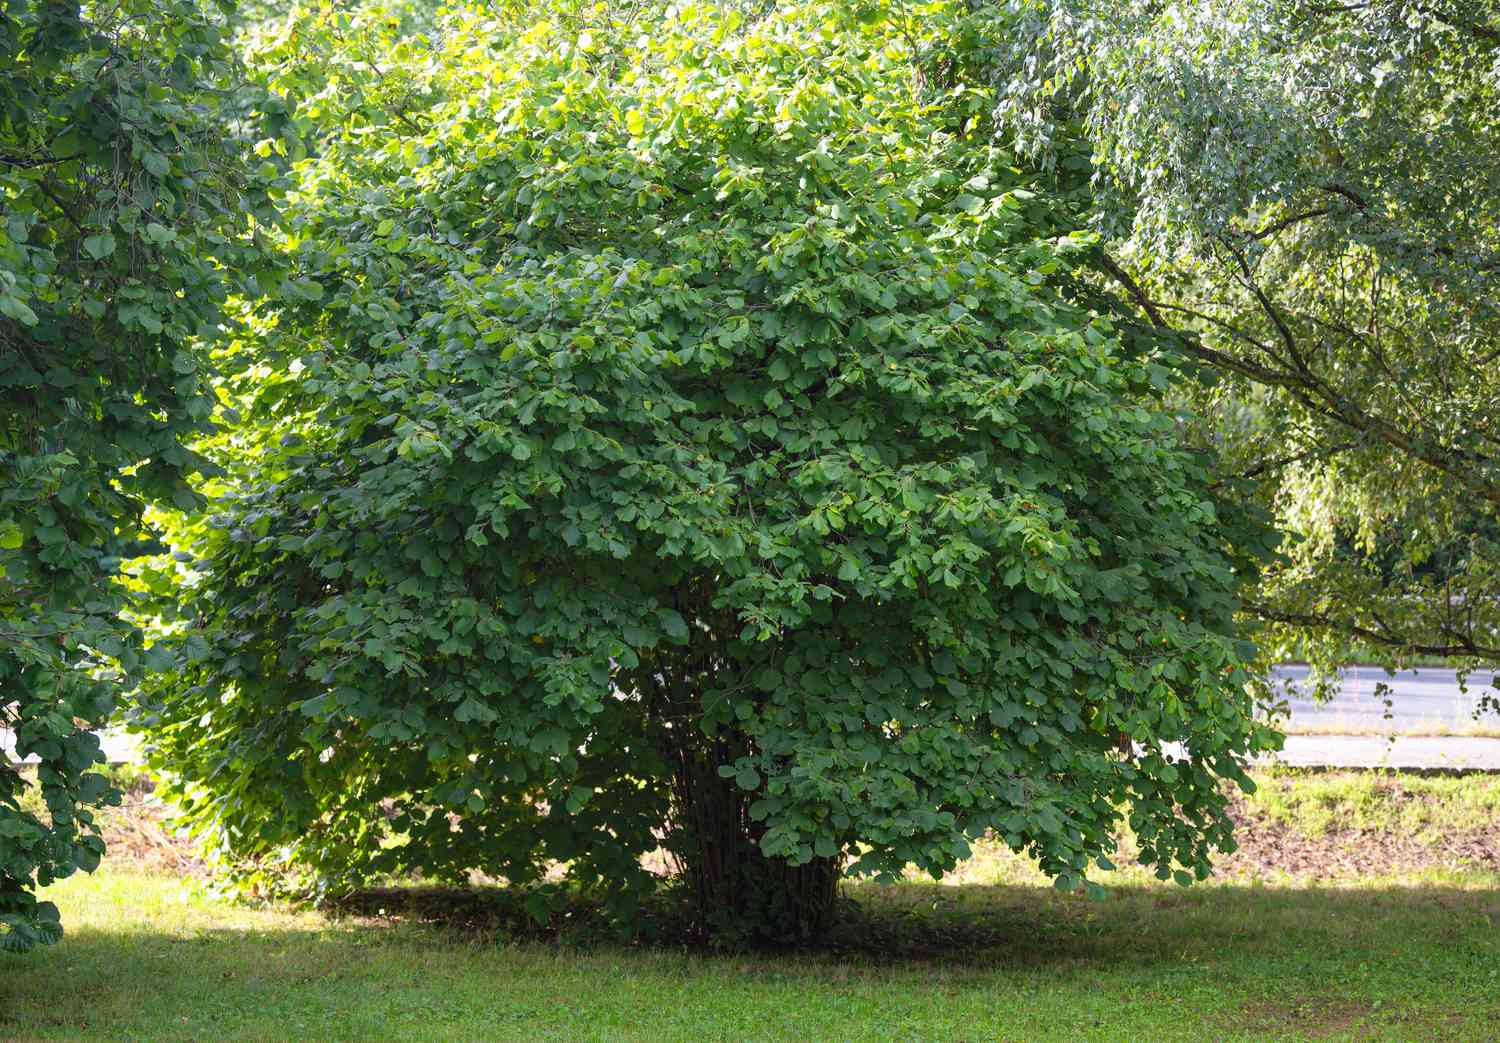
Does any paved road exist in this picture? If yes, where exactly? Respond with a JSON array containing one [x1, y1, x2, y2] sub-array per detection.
[[1268, 664, 1499, 733], [1261, 664, 1500, 770], [8, 665, 1500, 770]]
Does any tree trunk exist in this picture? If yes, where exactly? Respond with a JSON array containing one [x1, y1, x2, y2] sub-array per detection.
[[667, 734, 840, 944]]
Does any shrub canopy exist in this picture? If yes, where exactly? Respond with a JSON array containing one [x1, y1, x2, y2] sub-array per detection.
[[136, 0, 1276, 933]]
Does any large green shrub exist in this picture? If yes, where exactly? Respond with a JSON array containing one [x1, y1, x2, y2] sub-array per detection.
[[136, 0, 1276, 940], [0, 0, 275, 952]]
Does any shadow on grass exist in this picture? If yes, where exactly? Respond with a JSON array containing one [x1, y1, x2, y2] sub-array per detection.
[[8, 876, 1500, 1041], [321, 875, 1500, 966]]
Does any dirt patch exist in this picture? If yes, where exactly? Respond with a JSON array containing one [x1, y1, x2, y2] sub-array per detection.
[[1229, 997, 1372, 1040], [1211, 791, 1500, 881], [97, 783, 204, 877], [89, 771, 1500, 885]]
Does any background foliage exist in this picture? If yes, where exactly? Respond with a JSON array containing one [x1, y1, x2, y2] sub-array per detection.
[[0, 0, 275, 951], [989, 0, 1500, 694]]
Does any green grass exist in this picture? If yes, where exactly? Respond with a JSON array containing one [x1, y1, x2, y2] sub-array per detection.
[[5, 875, 1500, 1039], [1245, 769, 1500, 838], [4, 770, 1500, 1041]]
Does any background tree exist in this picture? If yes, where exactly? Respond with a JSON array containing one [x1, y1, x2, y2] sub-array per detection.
[[136, 0, 1275, 941], [990, 0, 1500, 693], [0, 0, 276, 952]]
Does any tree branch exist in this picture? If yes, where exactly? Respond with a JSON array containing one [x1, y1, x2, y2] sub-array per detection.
[[1246, 207, 1331, 241], [1228, 440, 1359, 483], [1092, 248, 1500, 506], [1319, 181, 1370, 209], [1093, 250, 1169, 328], [1249, 602, 1500, 660]]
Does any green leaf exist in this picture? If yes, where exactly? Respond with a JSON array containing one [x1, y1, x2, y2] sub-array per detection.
[[0, 293, 38, 325], [83, 233, 116, 259], [659, 610, 688, 642]]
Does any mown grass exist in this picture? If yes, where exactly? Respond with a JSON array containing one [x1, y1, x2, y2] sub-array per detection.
[[3, 770, 1499, 1042], [5, 868, 1499, 1041]]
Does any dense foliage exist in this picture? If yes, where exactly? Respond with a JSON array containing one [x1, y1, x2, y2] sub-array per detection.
[[134, 0, 1275, 939], [0, 0, 273, 952], [991, 0, 1500, 687]]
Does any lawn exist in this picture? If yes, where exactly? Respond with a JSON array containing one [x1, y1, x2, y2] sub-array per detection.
[[3, 771, 1499, 1042]]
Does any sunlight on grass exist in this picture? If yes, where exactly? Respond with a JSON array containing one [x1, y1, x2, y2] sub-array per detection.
[[4, 769, 1499, 1041], [1247, 770, 1500, 838], [5, 864, 1498, 1042]]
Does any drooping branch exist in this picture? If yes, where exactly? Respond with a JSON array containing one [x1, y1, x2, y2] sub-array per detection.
[[1092, 249, 1500, 507], [1248, 601, 1500, 660]]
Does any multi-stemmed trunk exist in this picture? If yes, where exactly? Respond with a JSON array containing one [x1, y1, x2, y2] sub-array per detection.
[[663, 727, 840, 944]]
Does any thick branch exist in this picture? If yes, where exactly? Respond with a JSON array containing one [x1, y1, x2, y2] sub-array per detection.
[[1249, 602, 1500, 660], [1318, 181, 1370, 209], [1094, 251, 1168, 328], [1247, 207, 1331, 241], [1092, 249, 1500, 507]]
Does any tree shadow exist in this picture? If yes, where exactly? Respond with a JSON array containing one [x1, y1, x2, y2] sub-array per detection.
[[5, 878, 1499, 1042], [313, 874, 1500, 967]]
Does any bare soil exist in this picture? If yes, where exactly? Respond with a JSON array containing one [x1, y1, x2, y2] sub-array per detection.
[[1212, 791, 1500, 880]]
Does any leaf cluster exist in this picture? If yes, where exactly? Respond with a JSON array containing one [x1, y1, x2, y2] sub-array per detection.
[[988, 0, 1500, 677]]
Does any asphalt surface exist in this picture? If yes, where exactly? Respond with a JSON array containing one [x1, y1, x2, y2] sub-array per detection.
[[1275, 734, 1500, 771], [1264, 664, 1500, 771], [1269, 664, 1500, 733], [7, 665, 1500, 770]]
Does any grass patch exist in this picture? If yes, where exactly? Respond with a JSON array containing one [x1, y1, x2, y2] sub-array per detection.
[[1278, 721, 1500, 739], [1247, 769, 1500, 838], [5, 868, 1499, 1041], [4, 769, 1500, 1040]]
